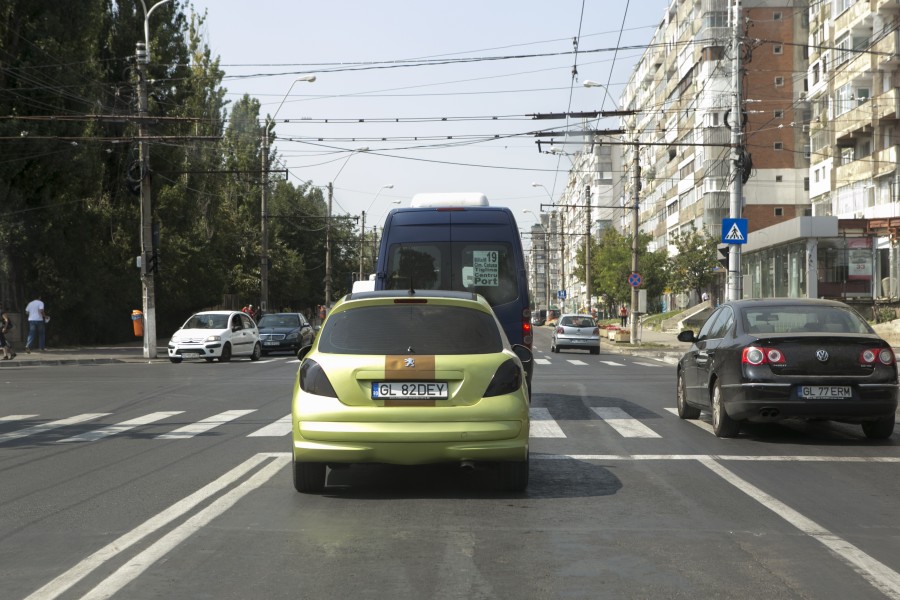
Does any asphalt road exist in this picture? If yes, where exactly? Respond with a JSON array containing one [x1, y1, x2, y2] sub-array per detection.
[[2, 328, 900, 599]]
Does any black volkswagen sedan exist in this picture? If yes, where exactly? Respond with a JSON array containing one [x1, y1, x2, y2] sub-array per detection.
[[676, 298, 898, 439], [257, 312, 315, 355]]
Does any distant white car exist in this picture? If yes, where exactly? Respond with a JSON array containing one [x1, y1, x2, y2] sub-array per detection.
[[551, 314, 600, 354], [167, 310, 262, 363]]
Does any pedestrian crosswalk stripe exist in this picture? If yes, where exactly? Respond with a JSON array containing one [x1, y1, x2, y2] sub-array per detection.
[[633, 361, 663, 367], [0, 414, 38, 424], [591, 407, 661, 438], [599, 360, 624, 366], [248, 414, 292, 437], [567, 360, 588, 365], [0, 413, 110, 444], [155, 409, 256, 440], [59, 411, 184, 443], [535, 358, 552, 365], [529, 407, 566, 438]]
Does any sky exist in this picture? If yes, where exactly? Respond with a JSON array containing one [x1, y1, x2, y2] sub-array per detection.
[[187, 0, 673, 237]]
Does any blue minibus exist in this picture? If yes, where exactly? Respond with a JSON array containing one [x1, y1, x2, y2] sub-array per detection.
[[374, 193, 533, 384]]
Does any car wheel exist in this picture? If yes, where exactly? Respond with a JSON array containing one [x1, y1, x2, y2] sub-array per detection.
[[711, 380, 739, 438], [204, 358, 214, 363], [676, 371, 701, 419], [169, 357, 182, 364], [496, 454, 529, 492], [250, 342, 262, 361], [862, 416, 895, 440], [590, 347, 599, 355], [293, 460, 326, 493], [219, 343, 232, 362]]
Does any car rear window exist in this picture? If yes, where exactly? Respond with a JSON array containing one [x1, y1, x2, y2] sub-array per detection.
[[560, 316, 594, 328], [318, 304, 504, 355], [185, 314, 228, 329], [742, 306, 872, 335], [259, 315, 299, 328]]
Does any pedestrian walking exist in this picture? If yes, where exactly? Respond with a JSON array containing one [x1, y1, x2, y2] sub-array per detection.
[[701, 291, 709, 302], [25, 294, 46, 352], [619, 305, 628, 327], [0, 303, 15, 360]]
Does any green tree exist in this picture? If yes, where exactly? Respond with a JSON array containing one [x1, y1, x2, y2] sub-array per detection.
[[666, 227, 720, 300]]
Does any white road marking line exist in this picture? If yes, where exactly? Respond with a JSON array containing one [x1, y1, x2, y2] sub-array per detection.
[[534, 358, 552, 365], [599, 360, 625, 366], [529, 407, 566, 438], [248, 414, 292, 437], [699, 458, 900, 599], [0, 414, 38, 424], [633, 361, 663, 367], [567, 359, 589, 366], [591, 407, 661, 438], [24, 453, 286, 600], [58, 411, 185, 443], [534, 454, 900, 463], [0, 413, 110, 444], [664, 407, 715, 434], [154, 409, 256, 439]]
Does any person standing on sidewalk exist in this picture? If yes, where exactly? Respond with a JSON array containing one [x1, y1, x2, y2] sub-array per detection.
[[619, 305, 628, 327], [0, 303, 15, 360], [25, 294, 46, 353]]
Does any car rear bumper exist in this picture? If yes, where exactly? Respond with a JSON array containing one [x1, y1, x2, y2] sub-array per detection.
[[722, 382, 898, 422]]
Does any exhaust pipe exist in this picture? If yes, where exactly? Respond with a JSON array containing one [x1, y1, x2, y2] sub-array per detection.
[[759, 408, 780, 418], [460, 460, 475, 471]]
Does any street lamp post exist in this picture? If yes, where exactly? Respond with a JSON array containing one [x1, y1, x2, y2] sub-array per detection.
[[360, 184, 394, 281], [135, 0, 171, 359], [325, 147, 369, 309], [261, 74, 317, 315]]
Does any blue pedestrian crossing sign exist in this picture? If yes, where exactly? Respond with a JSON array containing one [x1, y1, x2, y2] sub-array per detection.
[[722, 218, 748, 244]]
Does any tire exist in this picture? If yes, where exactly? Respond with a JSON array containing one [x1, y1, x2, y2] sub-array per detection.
[[250, 342, 262, 361], [496, 454, 529, 492], [590, 347, 599, 355], [169, 357, 182, 364], [862, 416, 895, 440], [219, 343, 232, 362], [204, 358, 214, 363], [676, 371, 701, 419], [711, 380, 740, 438], [293, 460, 326, 493]]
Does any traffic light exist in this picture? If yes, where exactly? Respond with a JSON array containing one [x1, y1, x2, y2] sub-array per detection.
[[718, 244, 730, 269]]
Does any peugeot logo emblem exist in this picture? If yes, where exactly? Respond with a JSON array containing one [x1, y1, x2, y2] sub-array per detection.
[[816, 350, 829, 362], [404, 357, 415, 368]]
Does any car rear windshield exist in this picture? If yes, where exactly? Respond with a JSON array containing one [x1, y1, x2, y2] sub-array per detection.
[[258, 315, 300, 328], [742, 306, 873, 335], [560, 316, 594, 328], [383, 242, 519, 306], [317, 304, 504, 355]]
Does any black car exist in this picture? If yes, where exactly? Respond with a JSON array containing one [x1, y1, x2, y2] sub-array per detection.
[[257, 313, 315, 355], [676, 298, 898, 439]]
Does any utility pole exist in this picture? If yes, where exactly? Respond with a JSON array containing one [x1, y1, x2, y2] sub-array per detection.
[[359, 210, 366, 281], [325, 182, 333, 308], [260, 120, 271, 314], [630, 140, 641, 344], [560, 209, 566, 313], [136, 41, 157, 359], [728, 0, 744, 301]]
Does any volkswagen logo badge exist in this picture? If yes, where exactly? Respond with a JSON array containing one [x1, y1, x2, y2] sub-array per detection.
[[815, 349, 829, 362]]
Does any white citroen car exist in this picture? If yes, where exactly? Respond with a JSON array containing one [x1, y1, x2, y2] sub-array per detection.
[[168, 310, 262, 363]]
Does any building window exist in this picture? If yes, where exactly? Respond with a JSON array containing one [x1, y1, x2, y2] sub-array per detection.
[[774, 141, 784, 150], [775, 175, 783, 182], [774, 76, 785, 87], [703, 11, 728, 28], [812, 63, 820, 84], [774, 110, 784, 119], [775, 207, 784, 216], [774, 44, 783, 55], [773, 11, 782, 21], [835, 83, 853, 116], [804, 177, 810, 191]]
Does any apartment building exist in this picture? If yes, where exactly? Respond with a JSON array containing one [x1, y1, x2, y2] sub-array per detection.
[[616, 0, 811, 304], [808, 0, 900, 298]]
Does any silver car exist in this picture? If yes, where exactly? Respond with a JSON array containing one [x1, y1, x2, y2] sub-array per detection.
[[551, 314, 600, 354]]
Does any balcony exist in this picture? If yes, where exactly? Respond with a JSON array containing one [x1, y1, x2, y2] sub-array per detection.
[[874, 88, 900, 121], [877, 0, 900, 13], [873, 28, 900, 67], [835, 155, 875, 185], [835, 1, 873, 34], [833, 100, 874, 140], [874, 145, 899, 178]]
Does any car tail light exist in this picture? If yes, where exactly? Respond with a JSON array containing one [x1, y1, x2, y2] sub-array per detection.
[[860, 348, 895, 365], [299, 359, 338, 397], [742, 346, 785, 366], [592, 327, 599, 335], [556, 327, 564, 334], [484, 359, 522, 397], [522, 320, 533, 347]]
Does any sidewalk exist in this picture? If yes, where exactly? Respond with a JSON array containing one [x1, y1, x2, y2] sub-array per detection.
[[0, 344, 165, 367], [596, 326, 684, 365]]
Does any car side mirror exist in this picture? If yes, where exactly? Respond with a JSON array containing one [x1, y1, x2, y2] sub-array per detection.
[[511, 344, 533, 366], [297, 345, 312, 361], [677, 330, 696, 343]]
